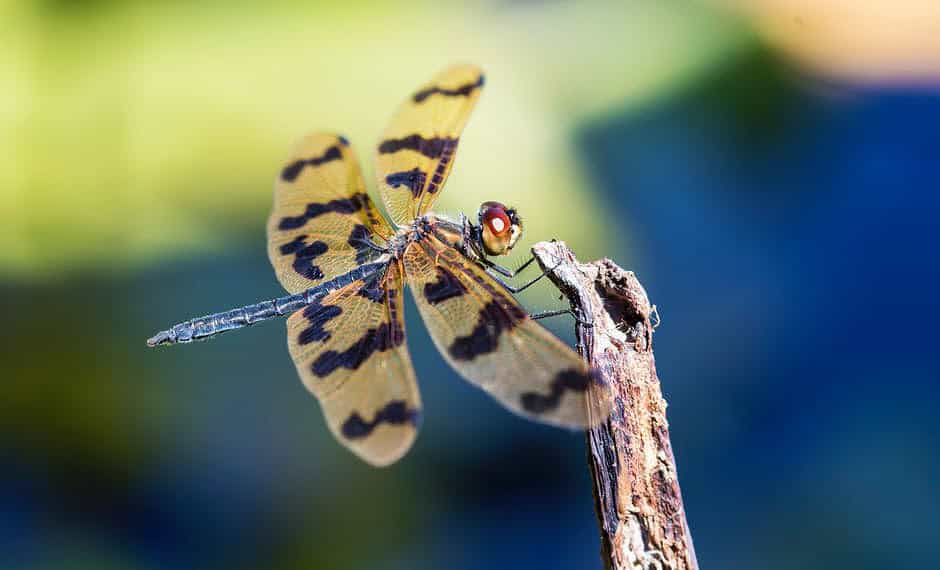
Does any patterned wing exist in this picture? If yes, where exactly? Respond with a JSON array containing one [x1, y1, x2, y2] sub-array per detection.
[[268, 133, 392, 294], [375, 64, 485, 225], [286, 261, 421, 466], [403, 237, 608, 429]]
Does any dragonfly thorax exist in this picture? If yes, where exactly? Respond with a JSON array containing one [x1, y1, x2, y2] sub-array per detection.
[[387, 213, 466, 260], [389, 207, 521, 264]]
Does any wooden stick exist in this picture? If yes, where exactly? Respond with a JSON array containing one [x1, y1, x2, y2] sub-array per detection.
[[532, 241, 699, 570]]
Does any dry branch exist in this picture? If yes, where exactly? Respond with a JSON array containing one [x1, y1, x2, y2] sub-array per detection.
[[532, 241, 698, 570]]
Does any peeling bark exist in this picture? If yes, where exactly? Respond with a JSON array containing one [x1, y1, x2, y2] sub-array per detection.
[[532, 241, 698, 570]]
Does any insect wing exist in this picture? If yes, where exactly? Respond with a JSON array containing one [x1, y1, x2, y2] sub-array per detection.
[[403, 237, 607, 428], [286, 262, 421, 466], [268, 133, 392, 294], [375, 64, 485, 225]]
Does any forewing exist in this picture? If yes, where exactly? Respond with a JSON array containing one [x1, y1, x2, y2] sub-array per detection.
[[268, 133, 392, 294], [286, 262, 421, 466], [403, 238, 607, 428], [375, 64, 485, 225]]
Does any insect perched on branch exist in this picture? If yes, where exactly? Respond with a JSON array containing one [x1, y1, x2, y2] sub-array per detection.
[[147, 65, 608, 466]]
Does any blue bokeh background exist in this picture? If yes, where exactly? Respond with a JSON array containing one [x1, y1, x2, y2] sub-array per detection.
[[584, 49, 940, 568]]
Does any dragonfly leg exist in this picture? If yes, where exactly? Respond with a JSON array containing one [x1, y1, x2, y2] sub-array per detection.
[[488, 271, 540, 294], [482, 254, 537, 278], [488, 259, 562, 294], [481, 258, 512, 278], [531, 308, 594, 328], [530, 308, 572, 320]]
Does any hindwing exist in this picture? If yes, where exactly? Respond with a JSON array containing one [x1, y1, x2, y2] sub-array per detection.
[[286, 262, 420, 466]]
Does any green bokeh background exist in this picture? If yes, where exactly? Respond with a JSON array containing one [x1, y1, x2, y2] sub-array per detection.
[[1, 0, 743, 277]]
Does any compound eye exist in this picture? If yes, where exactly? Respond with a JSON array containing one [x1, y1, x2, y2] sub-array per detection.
[[483, 207, 511, 236]]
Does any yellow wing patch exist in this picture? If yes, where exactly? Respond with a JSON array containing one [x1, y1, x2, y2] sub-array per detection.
[[268, 133, 392, 294], [403, 235, 607, 429], [375, 64, 485, 225], [286, 262, 421, 466]]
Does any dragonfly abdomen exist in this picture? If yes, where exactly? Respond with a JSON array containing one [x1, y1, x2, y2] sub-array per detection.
[[147, 261, 390, 347], [146, 292, 308, 346]]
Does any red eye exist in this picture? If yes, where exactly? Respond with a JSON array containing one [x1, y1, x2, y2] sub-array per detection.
[[483, 206, 511, 236]]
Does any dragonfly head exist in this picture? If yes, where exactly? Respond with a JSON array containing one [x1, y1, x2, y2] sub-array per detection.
[[477, 201, 523, 256]]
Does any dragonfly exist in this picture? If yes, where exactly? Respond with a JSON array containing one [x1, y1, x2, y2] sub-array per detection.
[[148, 64, 607, 466]]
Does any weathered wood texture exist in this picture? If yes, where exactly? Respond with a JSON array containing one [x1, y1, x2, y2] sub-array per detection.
[[532, 241, 698, 570]]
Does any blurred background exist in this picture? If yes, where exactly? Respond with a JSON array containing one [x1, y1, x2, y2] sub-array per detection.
[[2, 0, 938, 568]]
